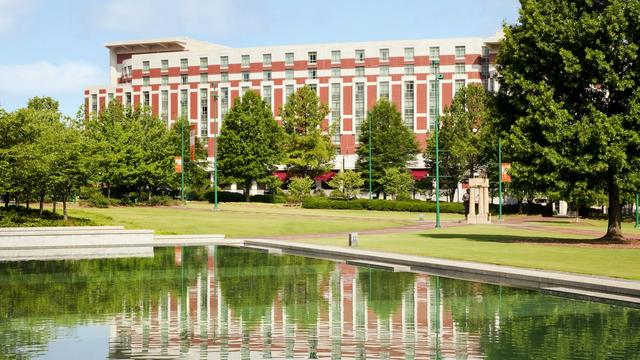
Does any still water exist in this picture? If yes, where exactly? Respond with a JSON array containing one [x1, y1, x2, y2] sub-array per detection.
[[0, 246, 638, 359]]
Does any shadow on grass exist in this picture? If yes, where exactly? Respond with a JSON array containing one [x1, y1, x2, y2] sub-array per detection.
[[416, 233, 623, 245]]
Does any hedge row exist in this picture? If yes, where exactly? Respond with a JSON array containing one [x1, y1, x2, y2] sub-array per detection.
[[302, 197, 465, 213], [204, 191, 286, 204]]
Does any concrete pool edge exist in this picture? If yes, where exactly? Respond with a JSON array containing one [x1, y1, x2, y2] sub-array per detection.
[[241, 238, 640, 306]]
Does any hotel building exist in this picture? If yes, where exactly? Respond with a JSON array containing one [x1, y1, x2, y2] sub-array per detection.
[[84, 35, 500, 181]]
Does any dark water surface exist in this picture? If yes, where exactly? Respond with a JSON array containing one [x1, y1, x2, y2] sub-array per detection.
[[0, 246, 638, 359]]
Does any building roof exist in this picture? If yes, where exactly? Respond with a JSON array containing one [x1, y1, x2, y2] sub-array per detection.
[[105, 37, 229, 54]]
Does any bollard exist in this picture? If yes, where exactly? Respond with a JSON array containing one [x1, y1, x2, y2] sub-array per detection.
[[348, 232, 358, 247], [418, 213, 425, 221]]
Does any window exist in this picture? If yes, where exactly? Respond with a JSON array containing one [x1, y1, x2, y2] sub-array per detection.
[[161, 75, 168, 86], [241, 86, 250, 96], [330, 83, 341, 144], [404, 65, 414, 76], [404, 47, 414, 61], [143, 91, 150, 107], [180, 89, 188, 118], [263, 53, 272, 66], [220, 87, 229, 119], [379, 48, 389, 61], [356, 49, 365, 62], [263, 70, 272, 81], [107, 93, 114, 104], [285, 69, 294, 80], [91, 94, 97, 113], [161, 59, 168, 71], [379, 81, 389, 100], [221, 72, 228, 82], [263, 85, 272, 109], [455, 45, 466, 58], [285, 52, 294, 65], [125, 92, 132, 108], [379, 65, 389, 77], [354, 82, 365, 132], [455, 62, 465, 74], [403, 81, 414, 129], [285, 84, 294, 103], [143, 76, 150, 86], [308, 51, 317, 64], [161, 90, 168, 124], [309, 83, 317, 94], [199, 88, 208, 137], [308, 68, 317, 79], [127, 65, 132, 77], [331, 67, 341, 78], [331, 50, 341, 63], [200, 57, 208, 69], [180, 58, 188, 70], [241, 55, 250, 67], [181, 74, 188, 85], [429, 81, 437, 131], [455, 79, 466, 94], [200, 73, 208, 84], [355, 66, 365, 77], [242, 71, 250, 82], [142, 61, 150, 72], [481, 46, 490, 77], [429, 46, 440, 59], [220, 56, 229, 67]]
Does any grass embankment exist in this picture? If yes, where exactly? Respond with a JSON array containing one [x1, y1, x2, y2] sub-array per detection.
[[300, 225, 640, 280], [0, 206, 96, 227], [43, 202, 640, 280]]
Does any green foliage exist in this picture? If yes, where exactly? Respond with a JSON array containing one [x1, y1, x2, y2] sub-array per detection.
[[202, 191, 286, 204], [218, 90, 283, 201], [79, 187, 110, 208], [287, 177, 314, 203], [281, 86, 335, 178], [171, 117, 210, 195], [356, 99, 418, 195], [497, 0, 640, 239], [302, 197, 464, 213], [0, 206, 96, 227], [327, 170, 364, 199], [426, 84, 494, 200], [358, 269, 416, 320], [379, 168, 414, 200]]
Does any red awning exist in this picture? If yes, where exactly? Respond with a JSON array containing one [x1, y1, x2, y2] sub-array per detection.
[[274, 171, 288, 181], [411, 169, 428, 180], [314, 171, 337, 182]]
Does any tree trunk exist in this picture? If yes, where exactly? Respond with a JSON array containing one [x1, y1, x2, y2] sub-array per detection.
[[244, 182, 251, 202], [4, 193, 8, 208], [107, 185, 111, 199], [26, 190, 30, 210], [63, 193, 68, 221], [52, 195, 57, 214], [39, 193, 45, 215], [603, 178, 624, 241]]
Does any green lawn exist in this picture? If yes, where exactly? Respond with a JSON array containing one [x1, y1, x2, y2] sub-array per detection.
[[63, 203, 640, 280], [298, 225, 640, 279], [66, 202, 422, 237]]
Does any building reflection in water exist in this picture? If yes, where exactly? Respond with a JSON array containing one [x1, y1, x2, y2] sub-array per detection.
[[108, 246, 484, 359]]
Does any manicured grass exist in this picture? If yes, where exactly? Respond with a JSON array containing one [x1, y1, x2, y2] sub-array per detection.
[[66, 202, 419, 237], [524, 218, 640, 235], [298, 225, 640, 280]]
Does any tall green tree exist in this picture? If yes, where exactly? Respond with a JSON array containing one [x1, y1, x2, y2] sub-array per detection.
[[425, 84, 494, 201], [218, 90, 283, 201], [356, 98, 418, 196], [497, 0, 640, 240], [281, 86, 335, 178]]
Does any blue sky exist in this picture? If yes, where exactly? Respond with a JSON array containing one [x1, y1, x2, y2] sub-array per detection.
[[0, 0, 520, 116]]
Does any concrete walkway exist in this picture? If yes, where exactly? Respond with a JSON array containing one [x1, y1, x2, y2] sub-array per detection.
[[243, 238, 640, 307]]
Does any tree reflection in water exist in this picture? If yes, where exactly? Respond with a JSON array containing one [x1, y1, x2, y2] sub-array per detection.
[[0, 246, 638, 359]]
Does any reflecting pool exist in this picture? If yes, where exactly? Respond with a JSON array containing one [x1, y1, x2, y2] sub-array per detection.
[[1, 246, 639, 359]]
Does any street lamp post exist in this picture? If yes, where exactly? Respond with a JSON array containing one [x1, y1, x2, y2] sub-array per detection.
[[368, 117, 372, 200], [181, 119, 185, 203], [498, 138, 503, 221], [211, 83, 219, 211], [635, 192, 639, 229], [432, 59, 443, 229]]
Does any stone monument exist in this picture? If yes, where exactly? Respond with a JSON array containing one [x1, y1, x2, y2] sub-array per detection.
[[467, 177, 491, 224]]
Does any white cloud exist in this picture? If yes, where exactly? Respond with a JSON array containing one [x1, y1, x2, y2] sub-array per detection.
[[90, 0, 235, 35], [0, 0, 37, 33], [0, 61, 105, 96]]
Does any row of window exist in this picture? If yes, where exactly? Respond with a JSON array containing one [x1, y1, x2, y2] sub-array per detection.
[[137, 46, 470, 75], [140, 63, 470, 86]]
